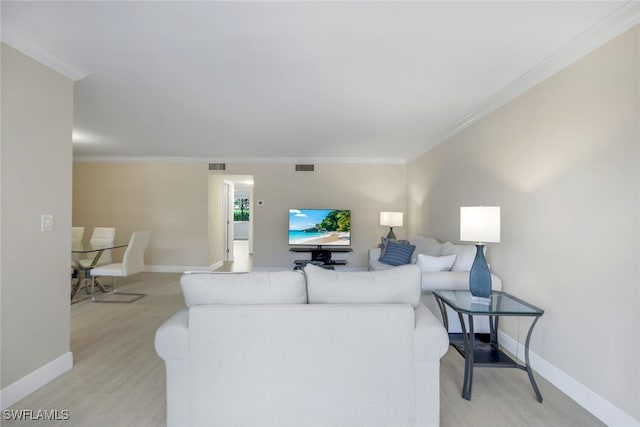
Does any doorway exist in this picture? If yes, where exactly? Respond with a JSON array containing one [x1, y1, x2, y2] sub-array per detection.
[[218, 175, 254, 272]]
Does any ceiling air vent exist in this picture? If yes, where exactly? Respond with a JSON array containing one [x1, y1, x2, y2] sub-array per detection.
[[209, 163, 226, 171], [295, 164, 315, 172]]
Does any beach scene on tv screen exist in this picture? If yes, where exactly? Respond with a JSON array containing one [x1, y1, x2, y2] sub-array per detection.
[[289, 209, 351, 245]]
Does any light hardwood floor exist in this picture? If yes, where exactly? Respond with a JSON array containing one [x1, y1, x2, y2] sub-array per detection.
[[216, 240, 253, 272], [5, 272, 604, 427]]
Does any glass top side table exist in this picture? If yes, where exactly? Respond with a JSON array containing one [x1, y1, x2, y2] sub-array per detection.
[[432, 290, 544, 402]]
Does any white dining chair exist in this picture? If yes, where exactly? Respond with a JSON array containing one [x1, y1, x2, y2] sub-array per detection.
[[71, 227, 85, 243], [71, 226, 85, 269], [78, 227, 116, 269], [90, 230, 150, 303]]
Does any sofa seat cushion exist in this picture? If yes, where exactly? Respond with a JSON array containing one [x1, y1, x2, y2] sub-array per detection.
[[369, 257, 395, 271], [305, 264, 421, 308], [181, 271, 307, 307]]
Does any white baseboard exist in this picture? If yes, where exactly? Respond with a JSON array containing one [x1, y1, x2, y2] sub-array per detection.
[[144, 265, 211, 273], [208, 261, 223, 271], [0, 352, 73, 410], [498, 331, 639, 427]]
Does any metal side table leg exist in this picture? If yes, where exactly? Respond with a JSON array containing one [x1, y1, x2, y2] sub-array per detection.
[[524, 316, 543, 402], [435, 295, 449, 331], [490, 315, 499, 346], [459, 312, 475, 400]]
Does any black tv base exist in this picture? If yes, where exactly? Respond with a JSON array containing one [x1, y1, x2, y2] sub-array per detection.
[[294, 259, 348, 266], [289, 246, 352, 267]]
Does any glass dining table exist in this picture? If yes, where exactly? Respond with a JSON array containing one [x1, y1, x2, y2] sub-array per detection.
[[71, 241, 128, 302]]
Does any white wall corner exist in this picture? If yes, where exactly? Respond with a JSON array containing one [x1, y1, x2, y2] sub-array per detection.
[[498, 331, 640, 427], [0, 20, 90, 81], [0, 352, 73, 410]]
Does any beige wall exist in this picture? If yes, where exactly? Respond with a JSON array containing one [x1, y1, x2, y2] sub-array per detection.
[[408, 27, 639, 421], [224, 162, 407, 268], [1, 45, 74, 387], [72, 162, 210, 269], [74, 161, 407, 270]]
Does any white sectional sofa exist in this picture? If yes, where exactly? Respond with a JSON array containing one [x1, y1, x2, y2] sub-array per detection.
[[155, 264, 449, 427], [369, 235, 503, 333]]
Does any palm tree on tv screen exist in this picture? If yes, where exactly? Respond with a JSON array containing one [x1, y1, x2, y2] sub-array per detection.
[[318, 210, 350, 232]]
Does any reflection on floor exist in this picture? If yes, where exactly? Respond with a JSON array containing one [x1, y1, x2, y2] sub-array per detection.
[[216, 240, 252, 272]]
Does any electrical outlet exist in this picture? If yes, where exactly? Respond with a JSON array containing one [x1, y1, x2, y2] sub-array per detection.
[[41, 214, 53, 232]]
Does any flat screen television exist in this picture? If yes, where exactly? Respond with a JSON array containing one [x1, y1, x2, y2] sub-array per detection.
[[288, 209, 351, 246]]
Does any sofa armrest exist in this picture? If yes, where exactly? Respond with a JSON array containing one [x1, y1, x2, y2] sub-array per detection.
[[414, 304, 449, 361], [155, 308, 189, 361], [369, 247, 381, 261]]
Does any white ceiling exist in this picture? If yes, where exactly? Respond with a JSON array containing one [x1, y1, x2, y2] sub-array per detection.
[[1, 1, 637, 163]]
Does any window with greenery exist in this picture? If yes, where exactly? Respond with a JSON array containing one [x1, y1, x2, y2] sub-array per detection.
[[234, 198, 250, 221]]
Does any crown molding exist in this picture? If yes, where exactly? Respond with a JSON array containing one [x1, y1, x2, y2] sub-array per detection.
[[1, 20, 90, 81], [72, 156, 407, 165], [406, 2, 640, 163]]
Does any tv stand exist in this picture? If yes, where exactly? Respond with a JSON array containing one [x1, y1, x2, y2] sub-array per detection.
[[290, 246, 352, 268]]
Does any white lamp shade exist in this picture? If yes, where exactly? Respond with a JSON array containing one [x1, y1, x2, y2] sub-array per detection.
[[380, 211, 403, 227], [460, 206, 501, 243]]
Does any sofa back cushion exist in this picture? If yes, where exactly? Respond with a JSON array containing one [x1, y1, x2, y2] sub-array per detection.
[[411, 235, 487, 272], [412, 235, 442, 257], [440, 241, 480, 272], [181, 271, 307, 307], [304, 264, 421, 308]]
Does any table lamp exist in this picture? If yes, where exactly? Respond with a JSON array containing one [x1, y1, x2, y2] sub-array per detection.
[[460, 206, 500, 302], [380, 212, 403, 239]]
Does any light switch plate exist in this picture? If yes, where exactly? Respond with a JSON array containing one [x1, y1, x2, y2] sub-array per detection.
[[41, 214, 53, 232]]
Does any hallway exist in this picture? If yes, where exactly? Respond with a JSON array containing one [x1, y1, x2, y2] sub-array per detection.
[[216, 240, 252, 272]]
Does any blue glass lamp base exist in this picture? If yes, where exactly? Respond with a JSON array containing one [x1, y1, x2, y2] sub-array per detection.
[[469, 244, 492, 299]]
